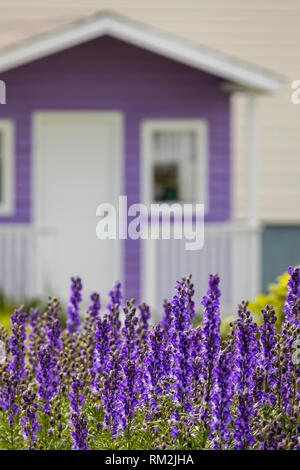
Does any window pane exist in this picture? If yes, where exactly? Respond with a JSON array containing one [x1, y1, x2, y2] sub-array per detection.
[[153, 162, 178, 201], [151, 130, 196, 202]]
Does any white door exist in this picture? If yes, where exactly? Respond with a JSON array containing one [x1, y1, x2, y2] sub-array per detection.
[[34, 112, 122, 304]]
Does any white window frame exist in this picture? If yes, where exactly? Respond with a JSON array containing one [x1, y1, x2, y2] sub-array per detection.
[[141, 119, 208, 211], [0, 120, 14, 215]]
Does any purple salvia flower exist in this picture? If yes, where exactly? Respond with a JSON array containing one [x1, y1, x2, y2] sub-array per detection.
[[27, 308, 46, 380], [233, 301, 258, 450], [279, 267, 300, 411], [136, 303, 151, 401], [283, 266, 300, 326], [9, 306, 27, 385], [87, 292, 101, 322], [91, 317, 110, 395], [3, 306, 27, 425], [185, 275, 196, 321], [161, 300, 172, 338], [69, 376, 86, 413], [67, 277, 83, 335], [137, 303, 151, 337], [143, 324, 165, 412], [27, 307, 43, 375], [68, 372, 88, 449], [258, 305, 277, 406], [21, 389, 39, 449], [100, 348, 123, 435], [136, 302, 151, 361], [45, 297, 62, 353], [200, 274, 221, 426], [161, 300, 175, 385], [69, 412, 89, 450], [82, 292, 101, 374], [28, 307, 40, 344], [167, 277, 195, 438], [42, 298, 62, 404], [36, 345, 59, 415], [234, 393, 256, 450], [119, 299, 140, 431], [105, 282, 122, 348], [107, 281, 122, 313], [279, 321, 299, 412], [172, 277, 194, 332], [210, 348, 233, 449], [1, 373, 19, 427], [257, 419, 287, 450], [190, 326, 203, 406]]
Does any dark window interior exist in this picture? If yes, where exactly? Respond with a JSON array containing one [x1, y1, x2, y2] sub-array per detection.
[[153, 162, 178, 202]]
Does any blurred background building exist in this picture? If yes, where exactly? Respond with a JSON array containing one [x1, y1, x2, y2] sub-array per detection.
[[0, 1, 298, 314]]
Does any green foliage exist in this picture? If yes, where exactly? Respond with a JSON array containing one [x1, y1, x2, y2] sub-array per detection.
[[249, 270, 289, 330], [0, 269, 291, 338], [0, 290, 66, 331], [0, 390, 297, 450], [218, 270, 290, 337], [191, 270, 290, 338]]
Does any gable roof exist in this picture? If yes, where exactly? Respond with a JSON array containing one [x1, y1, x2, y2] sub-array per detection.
[[0, 11, 283, 93]]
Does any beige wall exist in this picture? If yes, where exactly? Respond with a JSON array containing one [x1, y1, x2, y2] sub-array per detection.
[[0, 0, 299, 222]]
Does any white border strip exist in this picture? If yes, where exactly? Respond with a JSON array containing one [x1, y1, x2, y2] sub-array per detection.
[[0, 119, 15, 216]]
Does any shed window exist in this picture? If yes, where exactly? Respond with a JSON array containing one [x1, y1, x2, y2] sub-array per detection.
[[142, 120, 208, 206], [0, 121, 14, 215], [152, 131, 197, 202]]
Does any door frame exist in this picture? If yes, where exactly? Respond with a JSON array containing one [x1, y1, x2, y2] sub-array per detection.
[[32, 111, 124, 297]]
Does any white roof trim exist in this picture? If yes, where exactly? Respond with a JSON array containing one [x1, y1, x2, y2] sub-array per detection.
[[0, 13, 283, 92]]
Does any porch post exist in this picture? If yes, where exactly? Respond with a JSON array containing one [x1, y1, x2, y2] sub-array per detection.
[[246, 90, 261, 299], [232, 90, 262, 310], [246, 91, 259, 226]]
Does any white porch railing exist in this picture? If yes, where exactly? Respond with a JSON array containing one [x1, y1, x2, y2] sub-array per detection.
[[142, 222, 261, 318], [0, 225, 57, 302], [0, 223, 261, 316]]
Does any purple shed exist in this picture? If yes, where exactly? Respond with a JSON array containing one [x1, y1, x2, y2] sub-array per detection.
[[0, 13, 282, 315]]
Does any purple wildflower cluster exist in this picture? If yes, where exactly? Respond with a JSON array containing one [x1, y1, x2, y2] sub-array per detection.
[[0, 268, 299, 450], [66, 277, 82, 335]]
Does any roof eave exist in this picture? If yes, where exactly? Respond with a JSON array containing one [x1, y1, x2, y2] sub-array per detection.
[[0, 13, 284, 93]]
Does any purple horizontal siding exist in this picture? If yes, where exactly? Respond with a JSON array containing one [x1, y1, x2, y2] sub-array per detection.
[[0, 35, 231, 301]]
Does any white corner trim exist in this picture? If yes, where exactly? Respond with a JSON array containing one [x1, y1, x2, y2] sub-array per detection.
[[141, 118, 209, 211], [0, 13, 283, 93], [0, 119, 15, 216], [246, 92, 259, 227]]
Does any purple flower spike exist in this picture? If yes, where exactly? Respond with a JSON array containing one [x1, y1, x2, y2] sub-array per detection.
[[69, 412, 89, 450], [210, 349, 233, 449], [9, 305, 27, 385], [67, 277, 83, 335], [119, 299, 140, 431], [88, 292, 101, 321], [283, 266, 300, 326], [21, 389, 39, 448], [144, 324, 165, 411], [36, 345, 59, 416], [105, 282, 122, 349], [2, 306, 27, 426], [258, 305, 277, 405], [69, 376, 86, 414], [233, 302, 257, 450], [200, 274, 221, 426]]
